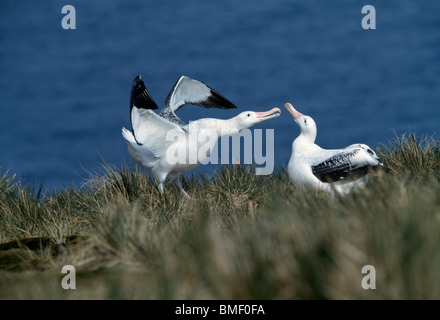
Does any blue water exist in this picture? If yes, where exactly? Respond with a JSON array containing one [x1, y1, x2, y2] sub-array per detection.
[[0, 1, 439, 191]]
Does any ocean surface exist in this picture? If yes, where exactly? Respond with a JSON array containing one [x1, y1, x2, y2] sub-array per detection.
[[0, 0, 439, 191]]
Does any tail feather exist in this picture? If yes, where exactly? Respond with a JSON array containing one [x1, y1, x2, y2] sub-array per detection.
[[122, 127, 157, 167]]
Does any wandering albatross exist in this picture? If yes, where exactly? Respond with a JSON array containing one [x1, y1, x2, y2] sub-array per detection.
[[122, 75, 281, 199], [284, 102, 384, 194]]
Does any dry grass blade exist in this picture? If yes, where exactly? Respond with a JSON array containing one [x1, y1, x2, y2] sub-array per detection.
[[0, 134, 440, 299]]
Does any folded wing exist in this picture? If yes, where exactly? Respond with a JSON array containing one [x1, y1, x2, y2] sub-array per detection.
[[311, 144, 382, 183]]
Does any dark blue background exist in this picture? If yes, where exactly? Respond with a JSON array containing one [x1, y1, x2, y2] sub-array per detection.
[[0, 1, 439, 190]]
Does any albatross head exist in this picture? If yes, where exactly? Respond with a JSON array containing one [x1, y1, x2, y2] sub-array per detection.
[[234, 107, 281, 130], [285, 102, 317, 143]]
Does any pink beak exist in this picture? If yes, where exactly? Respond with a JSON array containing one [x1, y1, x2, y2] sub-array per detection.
[[284, 103, 305, 120], [255, 107, 281, 121]]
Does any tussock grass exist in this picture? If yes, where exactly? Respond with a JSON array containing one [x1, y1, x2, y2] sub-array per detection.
[[378, 133, 440, 181], [0, 134, 440, 299]]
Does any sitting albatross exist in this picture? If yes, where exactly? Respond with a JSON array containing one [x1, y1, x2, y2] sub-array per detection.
[[122, 75, 281, 199], [284, 102, 384, 194]]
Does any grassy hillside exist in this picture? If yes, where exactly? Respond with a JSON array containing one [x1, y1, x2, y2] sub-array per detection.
[[0, 134, 439, 299]]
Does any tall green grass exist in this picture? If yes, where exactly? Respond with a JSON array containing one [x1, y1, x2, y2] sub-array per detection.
[[0, 134, 439, 299]]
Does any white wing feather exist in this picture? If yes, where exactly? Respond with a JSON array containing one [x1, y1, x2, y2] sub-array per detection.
[[125, 108, 186, 164], [122, 127, 157, 167], [168, 76, 211, 112]]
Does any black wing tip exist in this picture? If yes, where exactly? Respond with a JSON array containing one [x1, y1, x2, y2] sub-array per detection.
[[167, 76, 238, 111], [196, 89, 237, 109], [130, 75, 159, 110]]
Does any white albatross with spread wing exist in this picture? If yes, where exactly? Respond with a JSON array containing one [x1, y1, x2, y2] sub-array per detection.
[[122, 75, 281, 199], [285, 102, 384, 194]]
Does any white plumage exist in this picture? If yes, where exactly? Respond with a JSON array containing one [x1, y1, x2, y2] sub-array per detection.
[[122, 75, 281, 199], [284, 102, 384, 194]]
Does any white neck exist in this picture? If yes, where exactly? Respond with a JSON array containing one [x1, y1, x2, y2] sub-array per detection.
[[198, 117, 248, 138], [293, 131, 316, 149]]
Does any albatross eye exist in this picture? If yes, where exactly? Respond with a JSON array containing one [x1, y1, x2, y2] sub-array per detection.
[[304, 119, 307, 124], [247, 113, 250, 117]]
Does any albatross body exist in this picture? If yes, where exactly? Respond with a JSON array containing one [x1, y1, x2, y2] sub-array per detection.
[[285, 103, 383, 194], [122, 75, 281, 199]]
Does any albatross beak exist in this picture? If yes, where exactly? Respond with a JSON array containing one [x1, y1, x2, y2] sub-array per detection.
[[255, 107, 281, 121], [284, 103, 305, 120]]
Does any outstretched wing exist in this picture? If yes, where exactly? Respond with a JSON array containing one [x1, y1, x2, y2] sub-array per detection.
[[130, 107, 186, 159], [125, 75, 187, 167], [129, 75, 159, 126], [163, 76, 237, 113], [311, 144, 382, 183], [129, 74, 185, 151]]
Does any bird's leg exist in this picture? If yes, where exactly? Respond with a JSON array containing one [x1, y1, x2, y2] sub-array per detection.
[[174, 178, 192, 200], [158, 182, 164, 195], [173, 177, 210, 203]]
